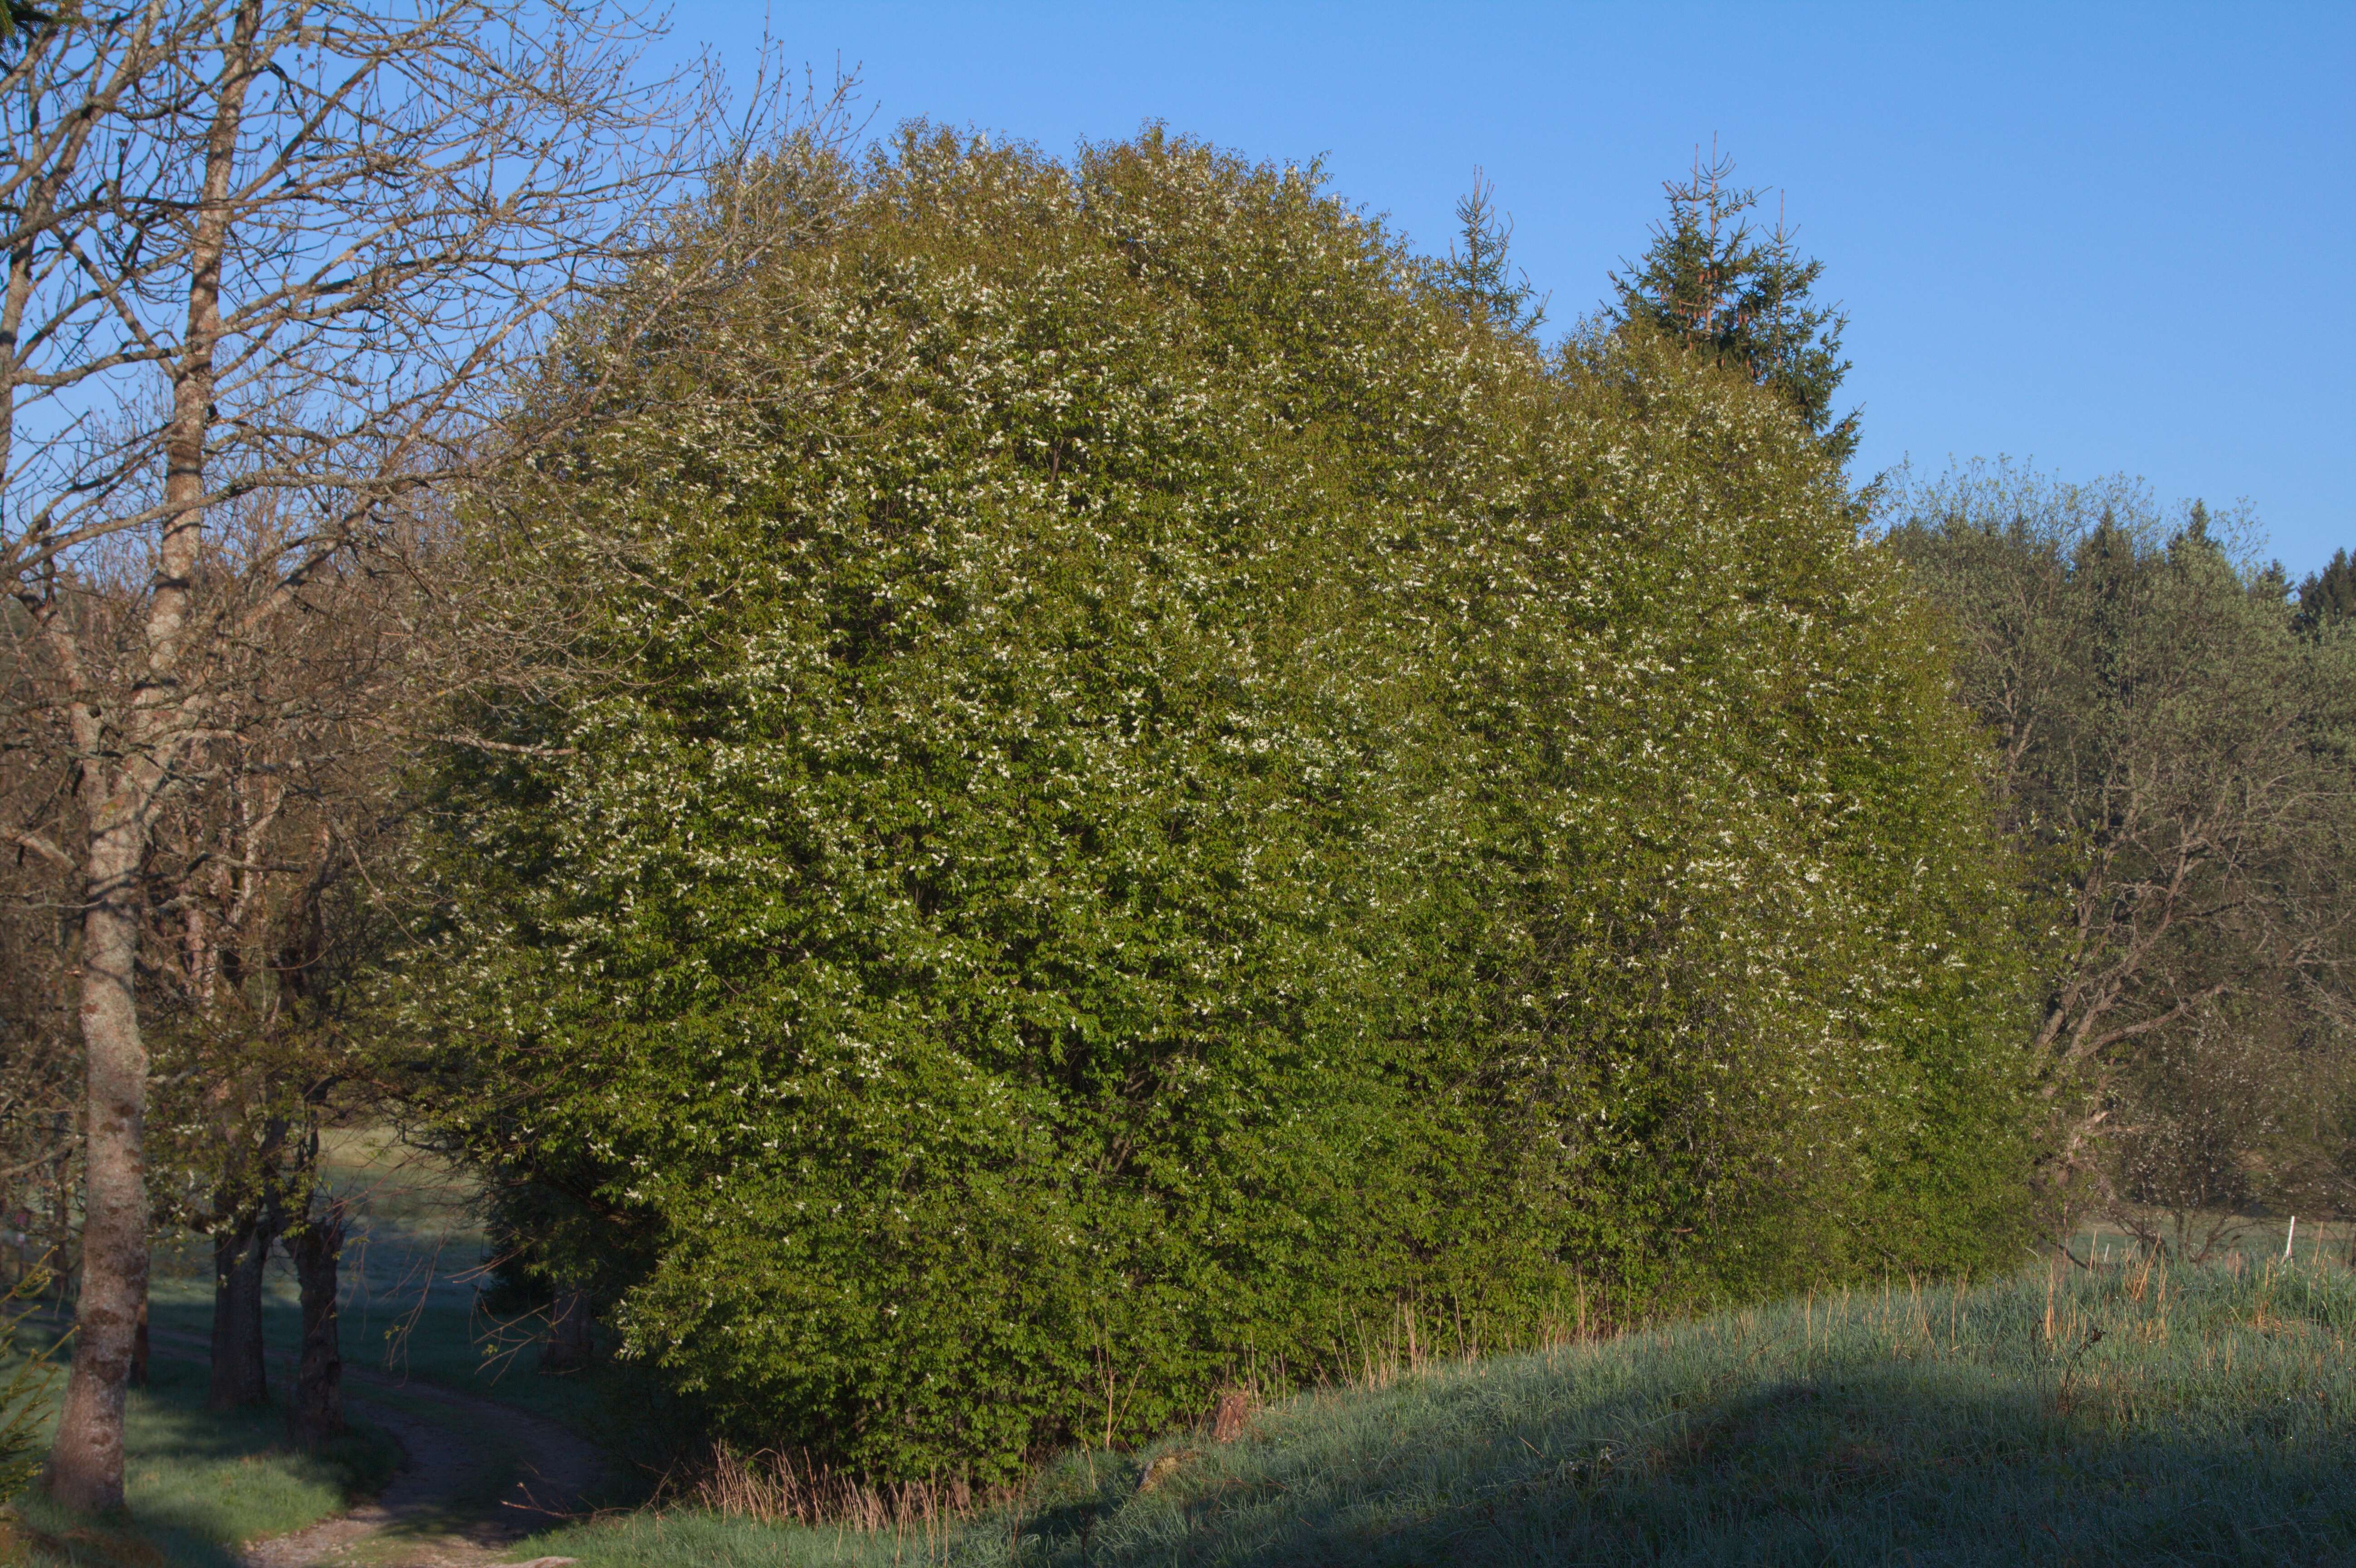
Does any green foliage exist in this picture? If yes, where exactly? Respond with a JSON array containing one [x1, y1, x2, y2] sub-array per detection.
[[1433, 169, 1546, 339], [2297, 546, 2356, 635], [404, 127, 2031, 1480], [0, 1284, 51, 1511], [1608, 147, 1856, 464], [0, 4, 55, 51]]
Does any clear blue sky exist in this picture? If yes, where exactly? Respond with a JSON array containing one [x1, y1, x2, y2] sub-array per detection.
[[671, 2, 2354, 577]]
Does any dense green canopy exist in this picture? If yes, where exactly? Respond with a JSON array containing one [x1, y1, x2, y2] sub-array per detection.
[[407, 127, 2031, 1479]]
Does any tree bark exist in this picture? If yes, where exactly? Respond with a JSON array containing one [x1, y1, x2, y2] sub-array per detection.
[[287, 1210, 344, 1449], [207, 1201, 275, 1410], [43, 830, 153, 1513], [15, 0, 735, 1507], [538, 1287, 595, 1373]]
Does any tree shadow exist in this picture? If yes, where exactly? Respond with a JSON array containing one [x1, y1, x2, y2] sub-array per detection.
[[1044, 1364, 2355, 1567], [11, 1349, 398, 1568]]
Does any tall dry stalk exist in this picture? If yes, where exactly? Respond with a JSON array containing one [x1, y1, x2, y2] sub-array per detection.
[[689, 1444, 997, 1535]]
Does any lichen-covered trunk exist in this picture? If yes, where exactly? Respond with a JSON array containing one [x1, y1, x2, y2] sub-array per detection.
[[288, 1212, 344, 1448], [208, 1201, 275, 1410]]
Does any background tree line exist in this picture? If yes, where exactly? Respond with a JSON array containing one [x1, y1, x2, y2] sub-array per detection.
[[1612, 151, 2356, 1264], [1885, 474, 2356, 1258], [0, 0, 2345, 1514]]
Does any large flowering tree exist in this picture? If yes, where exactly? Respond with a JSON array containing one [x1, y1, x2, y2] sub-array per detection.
[[401, 127, 2031, 1480]]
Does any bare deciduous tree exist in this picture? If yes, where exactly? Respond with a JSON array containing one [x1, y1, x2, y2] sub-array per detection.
[[1885, 464, 2356, 1241], [0, 0, 765, 1511]]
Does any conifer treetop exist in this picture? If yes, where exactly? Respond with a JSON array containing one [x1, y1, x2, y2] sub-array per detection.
[[1610, 142, 1857, 465]]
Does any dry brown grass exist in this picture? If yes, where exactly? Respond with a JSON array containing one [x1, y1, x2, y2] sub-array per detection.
[[683, 1443, 1008, 1534]]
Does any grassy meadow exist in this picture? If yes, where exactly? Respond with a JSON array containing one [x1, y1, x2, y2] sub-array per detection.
[[132, 1128, 641, 1439], [2, 1128, 627, 1566], [516, 1255, 2356, 1568]]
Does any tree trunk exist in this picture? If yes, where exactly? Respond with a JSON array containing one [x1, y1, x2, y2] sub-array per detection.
[[39, 0, 258, 1513], [207, 1200, 275, 1410], [43, 837, 152, 1514], [129, 1295, 148, 1390], [538, 1287, 595, 1373], [287, 1210, 344, 1449]]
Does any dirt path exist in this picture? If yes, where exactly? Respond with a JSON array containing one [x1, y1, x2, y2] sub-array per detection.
[[147, 1331, 603, 1568]]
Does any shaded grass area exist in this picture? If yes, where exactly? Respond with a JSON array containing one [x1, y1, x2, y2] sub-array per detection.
[[518, 1259, 2356, 1567], [2, 1351, 396, 1568], [0, 1127, 617, 1564], [140, 1267, 624, 1439], [141, 1127, 649, 1444]]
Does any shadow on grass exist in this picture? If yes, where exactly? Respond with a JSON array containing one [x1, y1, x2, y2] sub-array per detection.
[[1137, 1375, 2355, 1568], [8, 1354, 398, 1568], [139, 1248, 679, 1490], [519, 1262, 2356, 1568], [1053, 1266, 2356, 1568], [513, 1399, 2356, 1568]]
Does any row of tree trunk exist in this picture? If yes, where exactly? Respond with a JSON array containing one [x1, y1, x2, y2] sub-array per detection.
[[205, 1200, 344, 1449], [210, 1202, 588, 1445]]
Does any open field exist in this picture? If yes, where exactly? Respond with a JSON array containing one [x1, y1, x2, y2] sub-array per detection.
[[517, 1257, 2356, 1568], [132, 1128, 647, 1443], [2070, 1214, 2356, 1271], [4, 1128, 633, 1566]]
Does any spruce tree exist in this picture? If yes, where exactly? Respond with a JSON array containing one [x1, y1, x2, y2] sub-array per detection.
[[1609, 144, 1857, 464], [1437, 167, 1546, 339], [2296, 547, 2356, 634], [0, 3, 51, 47]]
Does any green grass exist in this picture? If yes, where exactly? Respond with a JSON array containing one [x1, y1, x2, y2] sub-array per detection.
[[51, 1133, 2352, 1565], [0, 1127, 554, 1564], [140, 1253, 627, 1438], [3, 1349, 396, 1568], [516, 1257, 2356, 1568], [0, 1124, 657, 1568]]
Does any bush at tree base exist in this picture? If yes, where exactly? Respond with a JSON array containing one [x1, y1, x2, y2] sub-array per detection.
[[401, 127, 2034, 1481]]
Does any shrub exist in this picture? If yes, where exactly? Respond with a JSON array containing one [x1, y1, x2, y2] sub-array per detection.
[[403, 127, 2032, 1480], [0, 1281, 56, 1509]]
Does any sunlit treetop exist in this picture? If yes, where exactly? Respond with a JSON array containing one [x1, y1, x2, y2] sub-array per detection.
[[1610, 144, 1857, 467]]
